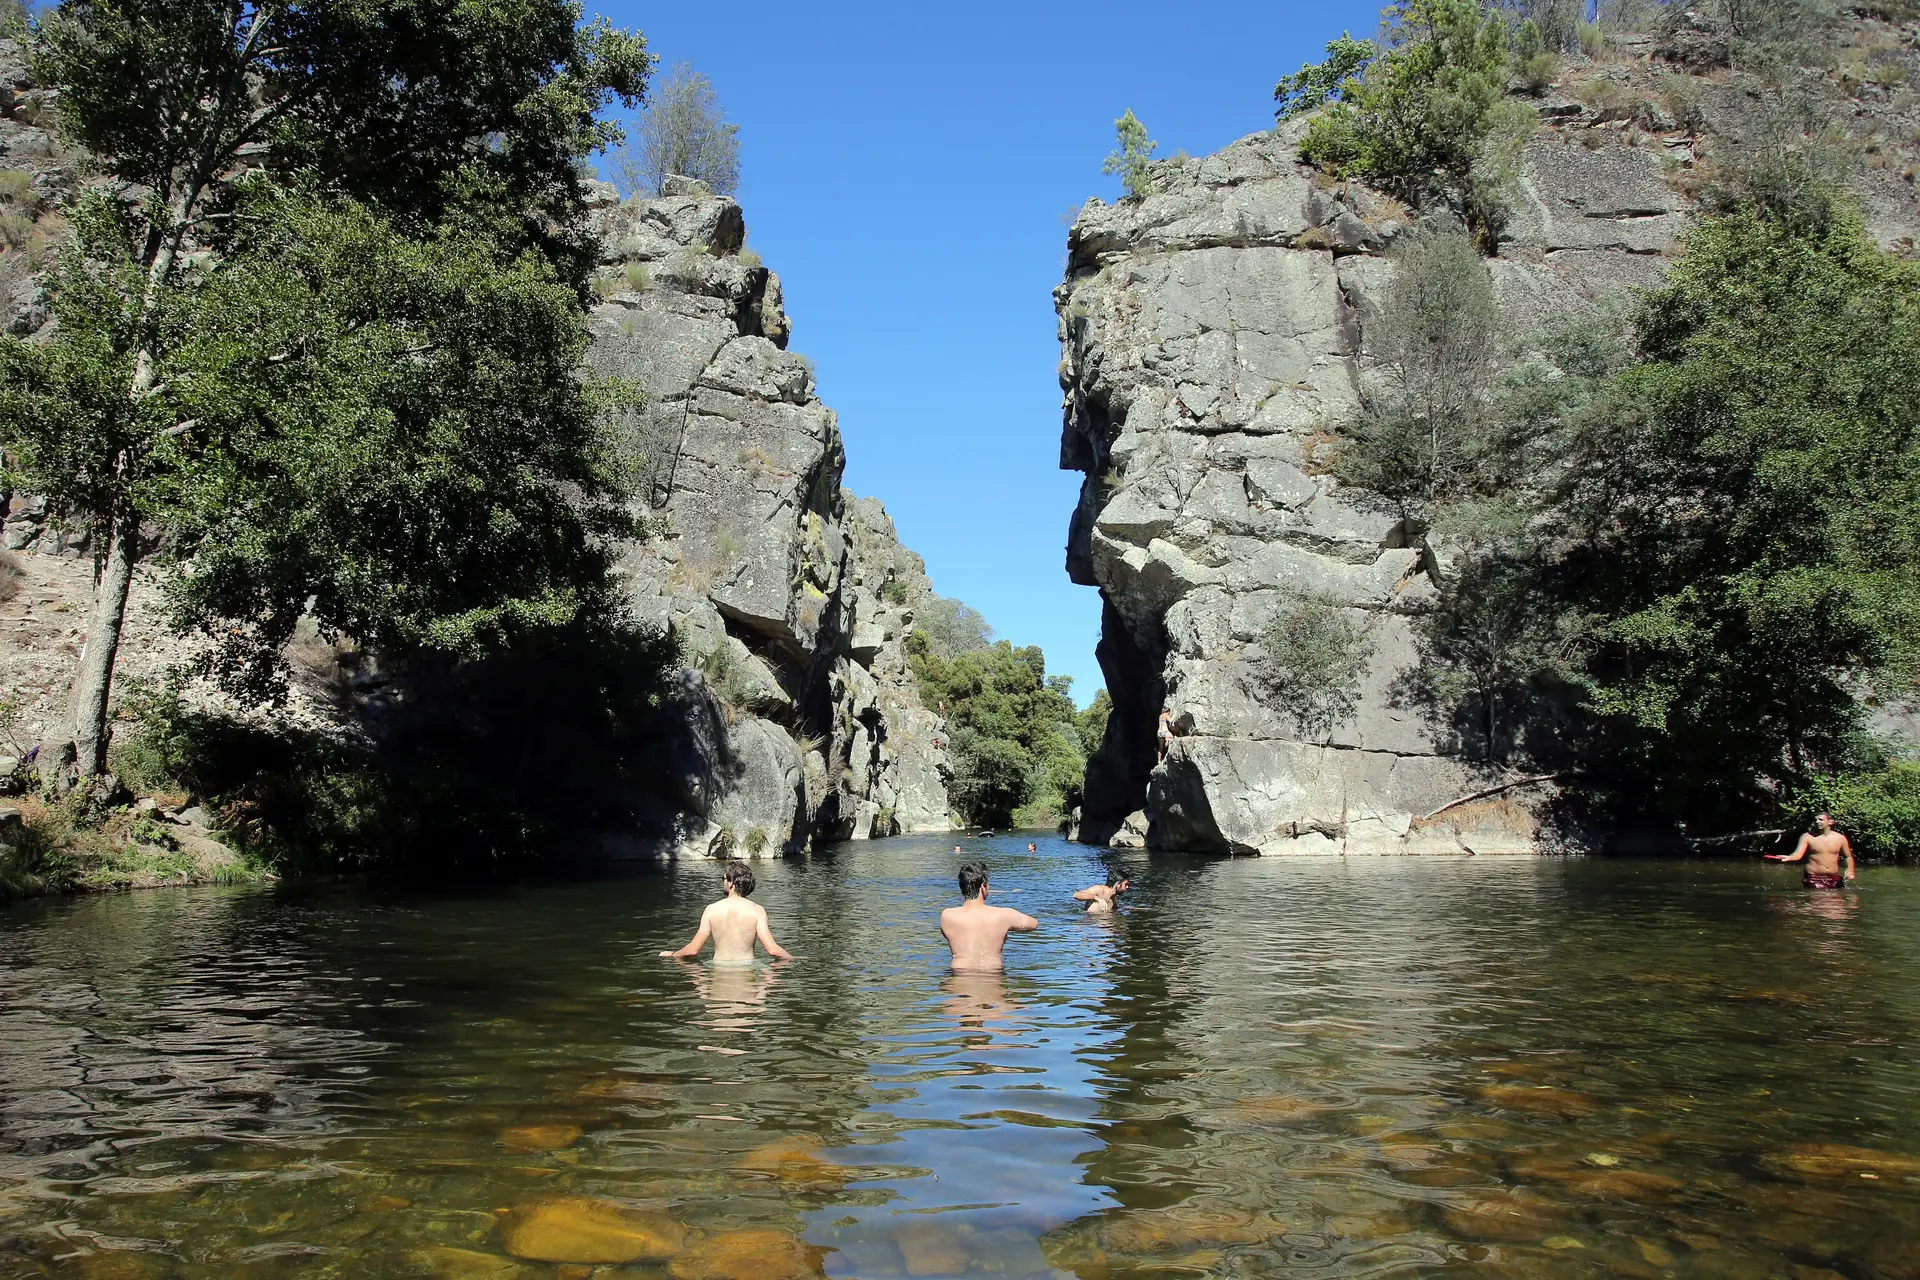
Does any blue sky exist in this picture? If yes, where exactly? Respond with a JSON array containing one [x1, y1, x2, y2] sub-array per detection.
[[593, 0, 1380, 705]]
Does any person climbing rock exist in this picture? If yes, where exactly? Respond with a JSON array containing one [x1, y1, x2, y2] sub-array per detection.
[[1156, 708, 1174, 762], [1765, 813, 1855, 889], [660, 860, 794, 963]]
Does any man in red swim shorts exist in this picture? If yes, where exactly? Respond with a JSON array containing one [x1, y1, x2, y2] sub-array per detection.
[[1765, 813, 1855, 889]]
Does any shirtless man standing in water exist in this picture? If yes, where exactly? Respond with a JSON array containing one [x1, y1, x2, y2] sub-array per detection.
[[661, 860, 794, 963], [1073, 871, 1131, 915], [941, 861, 1038, 971], [1766, 813, 1856, 889]]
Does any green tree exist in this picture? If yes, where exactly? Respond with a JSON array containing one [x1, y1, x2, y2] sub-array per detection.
[[917, 594, 993, 659], [1338, 224, 1502, 503], [1273, 33, 1375, 120], [1249, 591, 1377, 741], [1102, 109, 1158, 200], [1298, 0, 1536, 245], [1554, 207, 1920, 829], [1077, 688, 1112, 756], [2, 0, 649, 787], [613, 61, 740, 198], [909, 635, 1084, 828]]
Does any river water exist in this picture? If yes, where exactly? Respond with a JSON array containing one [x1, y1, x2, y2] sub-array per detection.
[[0, 837, 1916, 1280]]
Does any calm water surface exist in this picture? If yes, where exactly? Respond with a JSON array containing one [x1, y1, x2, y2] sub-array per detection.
[[0, 839, 1916, 1279]]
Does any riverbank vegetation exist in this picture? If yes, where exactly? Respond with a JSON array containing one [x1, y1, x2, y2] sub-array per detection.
[[907, 599, 1091, 829], [0, 1, 695, 886], [1288, 0, 1920, 855]]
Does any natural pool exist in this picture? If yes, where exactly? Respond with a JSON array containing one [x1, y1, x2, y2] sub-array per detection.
[[0, 838, 1915, 1279]]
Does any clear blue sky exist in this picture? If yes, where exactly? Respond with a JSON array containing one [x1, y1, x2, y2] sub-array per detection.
[[593, 0, 1380, 706]]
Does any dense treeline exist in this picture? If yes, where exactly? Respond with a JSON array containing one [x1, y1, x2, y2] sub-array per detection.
[[0, 0, 684, 875], [1275, 0, 1920, 855], [907, 597, 1105, 830]]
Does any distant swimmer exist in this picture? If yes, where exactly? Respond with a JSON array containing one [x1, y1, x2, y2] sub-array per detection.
[[661, 859, 794, 964], [940, 861, 1038, 972], [1073, 871, 1131, 914], [1027, 842, 1038, 852], [1765, 813, 1855, 889]]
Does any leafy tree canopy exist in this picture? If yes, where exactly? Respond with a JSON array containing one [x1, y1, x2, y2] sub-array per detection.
[[910, 633, 1084, 829], [1554, 206, 1920, 826], [1296, 0, 1536, 243]]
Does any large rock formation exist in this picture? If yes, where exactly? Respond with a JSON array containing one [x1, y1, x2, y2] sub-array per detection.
[[1056, 41, 1920, 856], [0, 20, 951, 856], [583, 179, 950, 857]]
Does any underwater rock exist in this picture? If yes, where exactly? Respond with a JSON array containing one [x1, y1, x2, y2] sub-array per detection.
[[498, 1124, 583, 1152], [667, 1228, 828, 1280], [499, 1196, 689, 1263]]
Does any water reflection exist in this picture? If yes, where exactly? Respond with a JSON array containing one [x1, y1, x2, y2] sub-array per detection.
[[0, 848, 1914, 1279], [676, 957, 785, 1036]]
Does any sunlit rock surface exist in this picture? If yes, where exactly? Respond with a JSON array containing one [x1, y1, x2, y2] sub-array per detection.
[[584, 178, 950, 855], [1053, 122, 1712, 855]]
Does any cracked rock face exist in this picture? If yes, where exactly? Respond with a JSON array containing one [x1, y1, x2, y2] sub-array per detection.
[[1056, 129, 1699, 856], [584, 180, 950, 857]]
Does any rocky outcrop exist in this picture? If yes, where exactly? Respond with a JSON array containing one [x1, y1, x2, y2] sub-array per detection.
[[1054, 57, 1917, 853], [584, 178, 950, 857]]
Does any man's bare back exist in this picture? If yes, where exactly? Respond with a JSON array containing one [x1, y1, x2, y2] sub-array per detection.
[[942, 861, 1037, 971], [1766, 814, 1855, 888], [662, 861, 793, 964]]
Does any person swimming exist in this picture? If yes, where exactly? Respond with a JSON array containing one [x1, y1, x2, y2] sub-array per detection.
[[1072, 870, 1131, 914], [660, 859, 794, 964], [940, 860, 1038, 972], [1765, 813, 1855, 889]]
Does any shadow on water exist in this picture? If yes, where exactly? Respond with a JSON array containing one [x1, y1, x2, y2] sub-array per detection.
[[0, 841, 1916, 1278]]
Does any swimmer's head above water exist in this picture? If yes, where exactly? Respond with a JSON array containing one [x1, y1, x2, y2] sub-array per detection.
[[722, 859, 755, 898], [958, 860, 990, 900]]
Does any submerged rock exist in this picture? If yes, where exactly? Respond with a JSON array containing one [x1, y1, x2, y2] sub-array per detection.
[[498, 1195, 688, 1263], [667, 1228, 828, 1280]]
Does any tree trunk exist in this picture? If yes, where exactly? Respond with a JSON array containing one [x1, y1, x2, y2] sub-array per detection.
[[68, 513, 139, 777]]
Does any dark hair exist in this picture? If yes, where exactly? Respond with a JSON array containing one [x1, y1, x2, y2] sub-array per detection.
[[1108, 870, 1129, 887], [957, 860, 989, 899], [724, 859, 755, 897]]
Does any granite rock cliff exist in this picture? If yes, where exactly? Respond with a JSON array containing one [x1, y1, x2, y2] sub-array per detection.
[[581, 178, 950, 856], [1056, 35, 1920, 856]]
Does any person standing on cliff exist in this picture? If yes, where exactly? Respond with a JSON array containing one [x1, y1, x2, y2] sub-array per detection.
[[1156, 709, 1174, 762], [1765, 813, 1856, 889]]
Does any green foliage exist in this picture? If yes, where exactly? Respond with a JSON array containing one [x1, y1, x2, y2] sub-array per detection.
[[1273, 33, 1376, 120], [1297, 0, 1536, 245], [1693, 77, 1855, 234], [1102, 109, 1158, 200], [1250, 592, 1377, 740], [879, 576, 912, 606], [1077, 688, 1112, 756], [1799, 761, 1920, 861], [612, 61, 739, 198], [33, 0, 651, 287], [2, 183, 641, 703], [909, 634, 1084, 828], [1553, 207, 1920, 828], [1337, 224, 1502, 502], [916, 594, 993, 659]]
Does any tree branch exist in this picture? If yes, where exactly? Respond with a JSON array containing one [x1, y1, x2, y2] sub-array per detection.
[[1420, 772, 1572, 822]]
